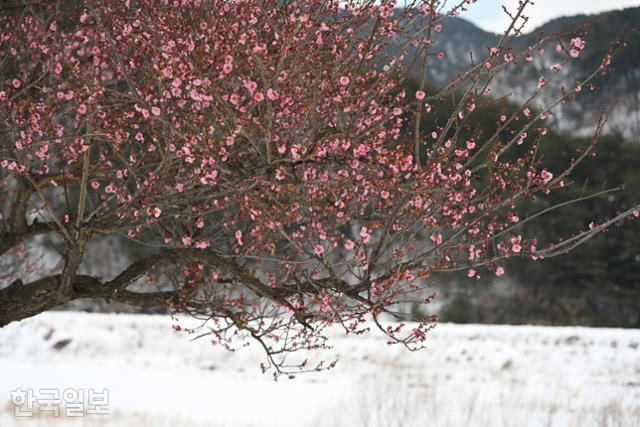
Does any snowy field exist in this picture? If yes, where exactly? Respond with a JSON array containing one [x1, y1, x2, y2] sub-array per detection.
[[1, 312, 639, 427]]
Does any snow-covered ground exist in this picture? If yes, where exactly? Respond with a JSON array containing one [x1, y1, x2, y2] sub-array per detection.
[[1, 312, 639, 427]]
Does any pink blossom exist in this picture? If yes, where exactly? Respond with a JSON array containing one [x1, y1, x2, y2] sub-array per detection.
[[314, 244, 325, 255], [244, 80, 257, 92], [291, 145, 302, 160], [467, 269, 476, 278], [151, 107, 161, 116], [569, 37, 585, 58], [320, 295, 332, 313], [360, 227, 371, 243], [153, 207, 162, 218], [195, 240, 210, 249], [190, 89, 202, 101], [495, 266, 505, 276], [344, 240, 355, 250], [370, 282, 380, 296], [12, 79, 21, 88], [430, 232, 442, 245], [182, 235, 193, 246], [540, 169, 553, 183], [415, 90, 425, 100], [54, 63, 63, 75], [571, 37, 586, 50], [355, 144, 369, 157], [339, 76, 350, 85]]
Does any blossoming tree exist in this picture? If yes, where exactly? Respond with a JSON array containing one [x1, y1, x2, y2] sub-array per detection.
[[1, 0, 638, 375]]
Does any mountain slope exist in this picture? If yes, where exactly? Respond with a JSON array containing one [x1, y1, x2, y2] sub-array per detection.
[[419, 7, 640, 138]]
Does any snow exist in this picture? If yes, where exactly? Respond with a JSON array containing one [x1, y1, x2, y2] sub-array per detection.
[[1, 312, 639, 426]]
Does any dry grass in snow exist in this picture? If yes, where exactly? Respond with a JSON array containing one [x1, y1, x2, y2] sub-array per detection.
[[0, 312, 638, 426]]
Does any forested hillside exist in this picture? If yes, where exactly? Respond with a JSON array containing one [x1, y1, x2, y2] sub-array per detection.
[[416, 6, 640, 138]]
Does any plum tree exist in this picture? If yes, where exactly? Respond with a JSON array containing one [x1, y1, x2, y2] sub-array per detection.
[[1, 0, 637, 375]]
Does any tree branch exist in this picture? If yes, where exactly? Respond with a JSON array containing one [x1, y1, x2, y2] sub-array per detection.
[[0, 273, 180, 327], [0, 246, 362, 327]]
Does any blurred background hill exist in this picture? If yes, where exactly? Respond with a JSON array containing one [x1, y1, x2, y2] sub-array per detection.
[[412, 6, 640, 138]]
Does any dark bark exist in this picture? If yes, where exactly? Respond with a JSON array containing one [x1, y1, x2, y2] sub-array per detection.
[[0, 249, 188, 327], [0, 248, 260, 327], [7, 175, 32, 234], [0, 274, 179, 327], [0, 247, 364, 327]]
